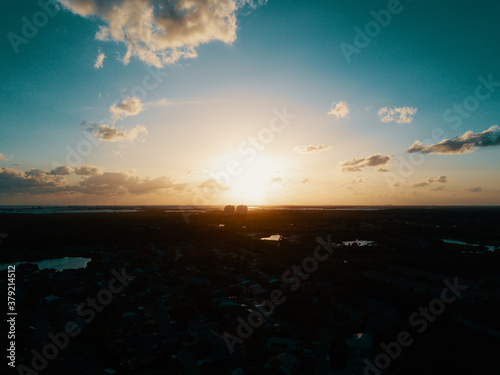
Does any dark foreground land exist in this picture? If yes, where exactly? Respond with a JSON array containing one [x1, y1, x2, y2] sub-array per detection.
[[1, 207, 500, 375]]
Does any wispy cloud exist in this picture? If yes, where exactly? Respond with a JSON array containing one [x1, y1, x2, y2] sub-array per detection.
[[147, 98, 169, 106], [269, 176, 282, 184], [339, 153, 392, 172], [408, 126, 500, 154], [94, 49, 106, 69], [0, 153, 12, 161], [378, 106, 417, 123], [293, 144, 332, 153], [58, 0, 267, 67], [328, 101, 349, 118], [412, 175, 448, 188], [85, 123, 147, 142], [467, 187, 482, 193]]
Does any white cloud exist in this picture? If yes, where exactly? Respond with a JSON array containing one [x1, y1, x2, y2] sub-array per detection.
[[293, 144, 332, 153], [0, 153, 12, 161], [94, 49, 106, 69], [58, 0, 267, 67], [110, 97, 144, 123], [328, 101, 349, 118], [378, 106, 417, 123]]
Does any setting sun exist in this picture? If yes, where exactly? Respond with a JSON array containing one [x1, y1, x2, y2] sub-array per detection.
[[219, 156, 286, 205]]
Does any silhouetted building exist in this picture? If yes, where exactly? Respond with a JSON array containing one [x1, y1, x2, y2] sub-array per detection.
[[224, 205, 235, 216], [236, 205, 248, 215]]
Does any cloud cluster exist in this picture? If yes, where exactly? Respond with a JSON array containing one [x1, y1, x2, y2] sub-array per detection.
[[94, 49, 106, 69], [339, 153, 392, 172], [58, 0, 267, 66], [81, 97, 148, 143], [408, 125, 500, 154], [0, 168, 69, 194], [378, 107, 417, 123], [293, 144, 331, 153], [78, 172, 186, 195], [49, 165, 104, 176], [0, 167, 186, 196], [412, 175, 447, 188], [328, 101, 349, 118]]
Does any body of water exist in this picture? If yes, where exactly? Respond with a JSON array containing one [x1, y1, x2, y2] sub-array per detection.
[[441, 239, 496, 252], [0, 257, 92, 271], [261, 234, 282, 241], [342, 240, 375, 247], [0, 206, 139, 214]]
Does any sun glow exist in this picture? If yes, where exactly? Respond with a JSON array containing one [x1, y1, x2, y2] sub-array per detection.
[[224, 156, 286, 205]]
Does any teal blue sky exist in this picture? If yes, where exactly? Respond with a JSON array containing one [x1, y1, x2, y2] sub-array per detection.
[[1, 0, 499, 205]]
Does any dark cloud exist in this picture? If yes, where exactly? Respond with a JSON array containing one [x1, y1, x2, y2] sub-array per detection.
[[408, 126, 500, 154], [85, 123, 147, 142], [50, 166, 73, 175], [0, 168, 69, 194], [411, 176, 448, 188], [339, 153, 392, 172], [74, 165, 102, 176], [78, 173, 186, 195], [0, 167, 185, 196]]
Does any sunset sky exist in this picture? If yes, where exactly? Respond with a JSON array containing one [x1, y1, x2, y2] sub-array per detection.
[[1, 0, 499, 205]]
